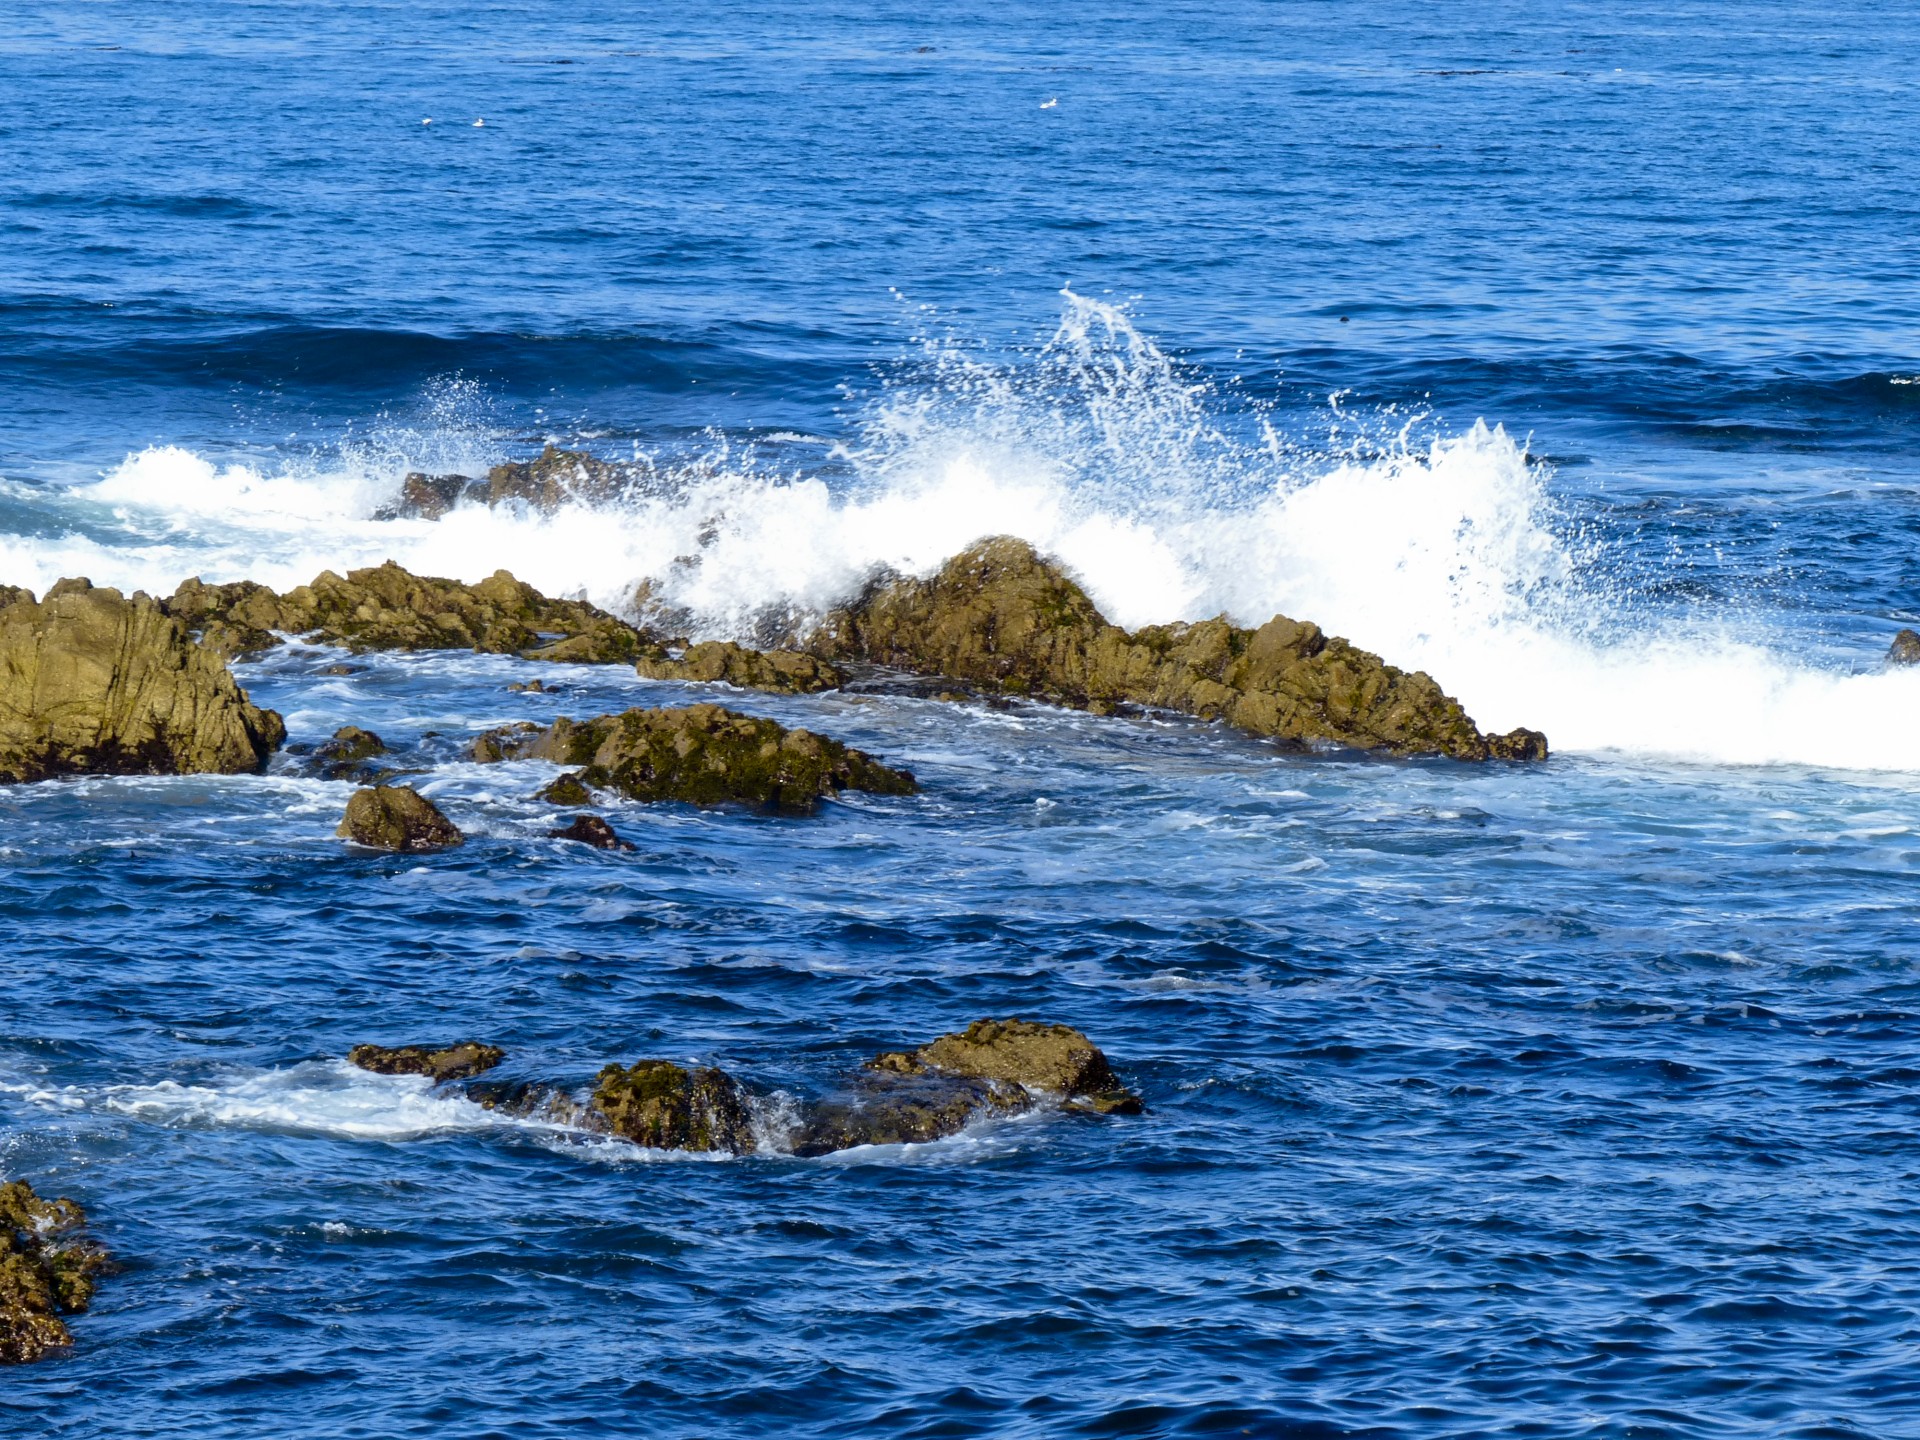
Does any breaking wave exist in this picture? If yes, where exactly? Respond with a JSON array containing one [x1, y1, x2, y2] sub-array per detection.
[[13, 292, 1920, 771]]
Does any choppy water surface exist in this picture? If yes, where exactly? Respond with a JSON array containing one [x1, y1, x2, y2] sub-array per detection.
[[5, 2, 1920, 1436]]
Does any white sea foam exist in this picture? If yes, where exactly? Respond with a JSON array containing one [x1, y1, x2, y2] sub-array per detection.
[[27, 292, 1920, 771]]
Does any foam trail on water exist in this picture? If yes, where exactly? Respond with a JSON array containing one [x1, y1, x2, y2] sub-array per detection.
[[24, 292, 1920, 772]]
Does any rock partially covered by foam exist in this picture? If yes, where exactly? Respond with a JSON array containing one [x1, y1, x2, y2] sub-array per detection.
[[880, 1017, 1143, 1114], [809, 537, 1546, 761], [548, 814, 636, 850], [0, 1179, 109, 1365], [634, 639, 846, 695], [166, 562, 643, 664], [589, 1060, 756, 1153], [0, 581, 285, 784], [337, 784, 464, 851], [1888, 628, 1920, 666], [348, 1041, 505, 1082], [303, 724, 391, 782], [474, 702, 917, 813], [791, 1069, 1030, 1156], [375, 448, 630, 520]]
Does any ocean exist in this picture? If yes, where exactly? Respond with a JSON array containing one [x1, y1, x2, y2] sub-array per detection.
[[4, 2, 1920, 1435]]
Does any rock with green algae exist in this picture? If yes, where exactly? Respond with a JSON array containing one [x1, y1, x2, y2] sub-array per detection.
[[0, 1179, 108, 1365], [537, 771, 593, 806], [337, 784, 464, 851], [348, 1040, 505, 1082], [165, 562, 643, 664], [588, 1059, 756, 1152], [473, 702, 917, 813], [807, 536, 1547, 761], [0, 580, 285, 784], [634, 639, 846, 695], [874, 1017, 1143, 1115]]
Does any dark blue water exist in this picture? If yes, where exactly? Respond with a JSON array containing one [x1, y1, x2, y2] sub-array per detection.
[[6, 3, 1920, 1436]]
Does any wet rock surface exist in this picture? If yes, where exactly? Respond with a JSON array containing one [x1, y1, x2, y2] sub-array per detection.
[[634, 639, 846, 694], [881, 1017, 1143, 1112], [305, 725, 391, 782], [0, 580, 285, 783], [337, 785, 464, 851], [808, 537, 1546, 761], [548, 814, 636, 850], [537, 772, 594, 806], [166, 562, 643, 664], [0, 1179, 108, 1365], [475, 702, 917, 812], [374, 448, 632, 520], [348, 1041, 506, 1082], [1889, 628, 1920, 666], [589, 1060, 756, 1153], [791, 1071, 1030, 1157]]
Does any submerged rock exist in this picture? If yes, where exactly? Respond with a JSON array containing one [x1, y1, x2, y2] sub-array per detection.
[[337, 785, 464, 851], [791, 1070, 1030, 1157], [589, 1059, 756, 1152], [166, 562, 643, 664], [0, 1179, 108, 1365], [808, 537, 1546, 761], [0, 581, 285, 783], [306, 725, 391, 782], [473, 703, 917, 813], [1889, 628, 1920, 666], [634, 639, 846, 695], [348, 1041, 505, 1082], [548, 814, 636, 851]]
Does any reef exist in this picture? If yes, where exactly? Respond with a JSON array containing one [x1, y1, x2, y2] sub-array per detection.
[[0, 580, 285, 784], [348, 1041, 505, 1082], [0, 1179, 108, 1365], [472, 702, 917, 813], [165, 561, 643, 664], [807, 537, 1545, 760], [337, 784, 465, 851]]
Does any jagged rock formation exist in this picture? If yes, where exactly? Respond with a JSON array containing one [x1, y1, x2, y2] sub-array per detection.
[[808, 537, 1546, 761], [337, 784, 464, 851], [548, 814, 636, 850], [0, 1179, 108, 1365], [348, 1041, 505, 1082], [634, 640, 846, 694], [0, 581, 285, 783], [1889, 628, 1920, 666], [165, 562, 642, 664], [473, 703, 917, 813]]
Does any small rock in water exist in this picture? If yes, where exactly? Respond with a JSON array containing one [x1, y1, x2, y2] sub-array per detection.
[[548, 814, 635, 851], [347, 1041, 505, 1082], [538, 771, 593, 805], [319, 663, 361, 676], [1888, 628, 1920, 666], [337, 785, 464, 852], [590, 1059, 755, 1152], [0, 1179, 108, 1365], [307, 724, 391, 781], [508, 678, 548, 693]]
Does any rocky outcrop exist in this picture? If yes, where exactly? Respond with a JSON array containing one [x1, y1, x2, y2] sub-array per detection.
[[589, 1060, 755, 1152], [1889, 629, 1920, 666], [808, 537, 1546, 761], [166, 563, 643, 664], [473, 703, 917, 813], [0, 1179, 108, 1365], [348, 1041, 505, 1082], [337, 785, 464, 851], [548, 814, 635, 850], [634, 640, 846, 695], [0, 581, 285, 783]]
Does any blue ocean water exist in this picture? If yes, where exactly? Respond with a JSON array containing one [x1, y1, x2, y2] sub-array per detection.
[[5, 2, 1920, 1435]]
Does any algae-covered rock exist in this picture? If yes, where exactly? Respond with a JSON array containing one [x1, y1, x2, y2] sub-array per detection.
[[348, 1041, 505, 1082], [538, 771, 593, 806], [0, 581, 285, 783], [634, 639, 846, 695], [896, 1017, 1139, 1110], [589, 1059, 755, 1152], [337, 784, 464, 851], [1889, 628, 1920, 666], [0, 1179, 108, 1365], [165, 562, 644, 665], [474, 703, 917, 813], [548, 814, 635, 850], [809, 537, 1546, 761]]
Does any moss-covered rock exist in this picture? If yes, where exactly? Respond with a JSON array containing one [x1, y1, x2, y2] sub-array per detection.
[[634, 640, 846, 694], [537, 771, 594, 806], [0, 1179, 108, 1365], [0, 581, 284, 783], [337, 785, 464, 851], [882, 1017, 1141, 1113], [808, 537, 1546, 761], [348, 1041, 505, 1082], [548, 814, 635, 850], [589, 1059, 755, 1152], [474, 703, 917, 813], [166, 562, 644, 665]]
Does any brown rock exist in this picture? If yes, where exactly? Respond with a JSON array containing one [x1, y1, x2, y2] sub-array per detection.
[[0, 1179, 108, 1365], [589, 1059, 755, 1152], [337, 785, 464, 851], [0, 581, 284, 783], [537, 771, 594, 806], [548, 814, 635, 851], [486, 446, 628, 512], [634, 640, 846, 695], [1889, 628, 1920, 666], [808, 537, 1545, 761], [348, 1041, 505, 1082]]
